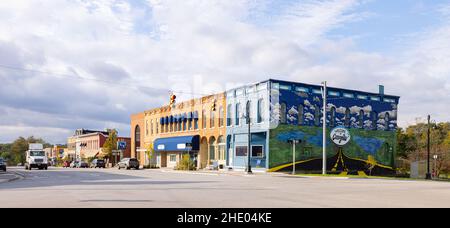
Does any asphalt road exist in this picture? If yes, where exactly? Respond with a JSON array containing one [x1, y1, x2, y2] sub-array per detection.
[[0, 166, 449, 208]]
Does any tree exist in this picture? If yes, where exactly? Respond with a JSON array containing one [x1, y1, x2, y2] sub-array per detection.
[[102, 129, 118, 165], [145, 143, 156, 168]]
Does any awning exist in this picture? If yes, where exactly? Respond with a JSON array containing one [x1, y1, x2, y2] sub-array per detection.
[[187, 112, 193, 120], [160, 118, 164, 125], [193, 111, 199, 120], [154, 135, 200, 152]]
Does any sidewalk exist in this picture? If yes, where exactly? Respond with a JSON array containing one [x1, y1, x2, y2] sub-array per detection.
[[0, 170, 24, 183], [156, 167, 287, 177]]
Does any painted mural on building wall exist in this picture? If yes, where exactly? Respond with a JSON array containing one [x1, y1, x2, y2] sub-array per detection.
[[268, 83, 398, 175]]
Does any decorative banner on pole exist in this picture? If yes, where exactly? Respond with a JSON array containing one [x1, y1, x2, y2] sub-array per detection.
[[330, 127, 351, 146]]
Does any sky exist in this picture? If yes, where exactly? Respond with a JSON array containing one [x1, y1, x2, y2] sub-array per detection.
[[0, 0, 449, 144]]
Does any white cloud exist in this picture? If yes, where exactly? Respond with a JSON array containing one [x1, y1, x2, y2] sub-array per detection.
[[0, 0, 448, 143]]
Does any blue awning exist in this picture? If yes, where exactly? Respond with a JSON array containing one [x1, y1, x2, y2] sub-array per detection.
[[165, 116, 169, 125], [182, 113, 187, 122], [154, 135, 200, 152], [193, 111, 199, 120], [187, 112, 193, 120], [160, 118, 164, 125], [174, 114, 179, 123]]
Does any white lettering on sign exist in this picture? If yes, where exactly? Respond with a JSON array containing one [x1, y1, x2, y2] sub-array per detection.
[[177, 144, 186, 149], [157, 145, 165, 150], [330, 127, 351, 146]]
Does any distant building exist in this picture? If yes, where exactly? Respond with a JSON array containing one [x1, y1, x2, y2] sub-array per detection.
[[131, 79, 400, 175], [67, 129, 131, 163]]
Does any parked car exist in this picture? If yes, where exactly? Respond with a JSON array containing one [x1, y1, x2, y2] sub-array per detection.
[[70, 161, 78, 168], [63, 161, 71, 168], [118, 158, 140, 170], [76, 161, 89, 168], [90, 159, 106, 168], [0, 157, 6, 172]]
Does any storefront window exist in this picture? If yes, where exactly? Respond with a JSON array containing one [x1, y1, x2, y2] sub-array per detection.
[[251, 145, 264, 157], [235, 146, 247, 157], [169, 154, 176, 162]]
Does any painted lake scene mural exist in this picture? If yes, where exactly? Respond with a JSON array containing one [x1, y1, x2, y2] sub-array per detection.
[[268, 80, 399, 176]]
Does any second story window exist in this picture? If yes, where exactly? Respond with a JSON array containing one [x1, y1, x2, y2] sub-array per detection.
[[235, 103, 241, 126], [210, 110, 215, 128], [219, 106, 224, 127], [202, 110, 207, 129], [257, 99, 264, 123], [227, 104, 232, 126]]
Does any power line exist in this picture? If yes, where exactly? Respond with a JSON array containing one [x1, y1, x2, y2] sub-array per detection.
[[0, 64, 210, 97]]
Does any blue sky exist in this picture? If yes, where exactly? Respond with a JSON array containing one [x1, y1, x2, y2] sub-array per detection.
[[0, 0, 449, 143]]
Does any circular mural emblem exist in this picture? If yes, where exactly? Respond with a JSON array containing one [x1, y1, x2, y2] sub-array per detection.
[[330, 127, 351, 146]]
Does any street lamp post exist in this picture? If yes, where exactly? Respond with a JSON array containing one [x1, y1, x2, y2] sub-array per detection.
[[433, 154, 438, 179], [321, 81, 327, 175], [426, 115, 432, 180]]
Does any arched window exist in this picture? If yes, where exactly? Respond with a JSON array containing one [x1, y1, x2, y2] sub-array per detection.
[[235, 103, 241, 126], [298, 104, 304, 125], [330, 107, 336, 127], [372, 111, 378, 130], [257, 99, 264, 123], [219, 106, 224, 127], [209, 137, 216, 160], [359, 110, 364, 128], [145, 120, 149, 136], [156, 119, 159, 134], [246, 101, 251, 124], [280, 103, 287, 124], [151, 120, 154, 135], [202, 110, 207, 129], [227, 104, 232, 126], [344, 108, 350, 127], [134, 125, 141, 156], [210, 110, 215, 128], [314, 105, 320, 126]]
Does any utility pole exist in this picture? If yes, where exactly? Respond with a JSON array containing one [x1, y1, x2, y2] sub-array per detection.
[[426, 115, 432, 180], [291, 140, 298, 175], [246, 100, 252, 174], [322, 81, 327, 175]]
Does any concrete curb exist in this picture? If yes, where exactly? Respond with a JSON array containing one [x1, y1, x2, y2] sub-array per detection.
[[158, 169, 259, 177]]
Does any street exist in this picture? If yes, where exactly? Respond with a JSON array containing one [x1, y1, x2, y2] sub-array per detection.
[[0, 167, 449, 208]]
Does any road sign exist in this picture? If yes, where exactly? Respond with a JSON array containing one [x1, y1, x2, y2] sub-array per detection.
[[117, 141, 127, 150]]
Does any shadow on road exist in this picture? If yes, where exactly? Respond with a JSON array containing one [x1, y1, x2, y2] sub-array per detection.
[[0, 168, 216, 190]]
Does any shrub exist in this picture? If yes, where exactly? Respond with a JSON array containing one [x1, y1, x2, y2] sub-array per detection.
[[176, 154, 196, 171]]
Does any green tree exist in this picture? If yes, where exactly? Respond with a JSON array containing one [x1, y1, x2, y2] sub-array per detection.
[[145, 143, 156, 168], [102, 129, 118, 164]]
